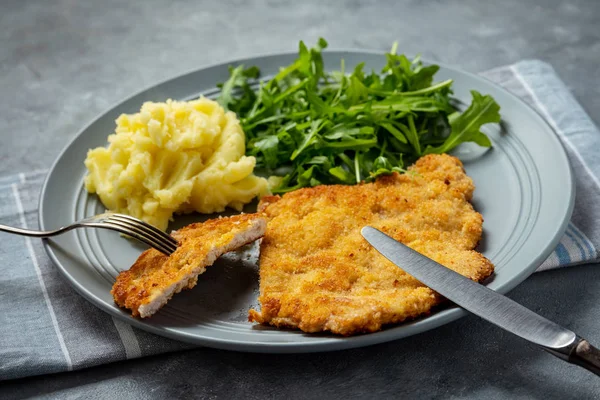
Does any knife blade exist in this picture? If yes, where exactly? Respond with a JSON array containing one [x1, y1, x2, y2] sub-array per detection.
[[361, 226, 600, 376]]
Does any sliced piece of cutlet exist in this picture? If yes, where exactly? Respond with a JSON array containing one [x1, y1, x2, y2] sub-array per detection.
[[112, 213, 266, 318]]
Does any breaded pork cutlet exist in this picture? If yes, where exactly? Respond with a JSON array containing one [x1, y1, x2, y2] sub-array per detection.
[[249, 154, 494, 335], [112, 213, 266, 318]]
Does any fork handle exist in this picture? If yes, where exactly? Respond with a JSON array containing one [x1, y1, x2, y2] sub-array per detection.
[[0, 223, 60, 238]]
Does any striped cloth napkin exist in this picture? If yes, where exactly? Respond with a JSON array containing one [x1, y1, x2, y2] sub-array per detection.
[[1, 60, 599, 381]]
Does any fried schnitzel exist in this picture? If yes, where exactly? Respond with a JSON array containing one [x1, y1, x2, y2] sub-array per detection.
[[112, 213, 266, 318], [249, 154, 493, 335]]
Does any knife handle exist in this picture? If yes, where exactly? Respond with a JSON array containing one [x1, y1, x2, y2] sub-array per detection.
[[569, 338, 600, 376]]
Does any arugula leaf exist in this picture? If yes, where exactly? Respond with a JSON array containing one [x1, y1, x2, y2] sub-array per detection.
[[250, 136, 279, 169], [329, 166, 355, 184], [216, 65, 260, 112], [410, 64, 440, 90], [379, 122, 407, 144], [290, 120, 324, 161], [423, 90, 500, 155], [216, 65, 245, 110], [405, 115, 421, 155]]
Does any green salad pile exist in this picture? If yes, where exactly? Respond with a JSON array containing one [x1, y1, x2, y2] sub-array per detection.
[[218, 39, 501, 193]]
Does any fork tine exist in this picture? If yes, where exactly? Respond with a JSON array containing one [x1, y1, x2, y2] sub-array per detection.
[[109, 214, 179, 246], [109, 220, 177, 253], [105, 219, 178, 254], [108, 214, 178, 247], [87, 222, 175, 255]]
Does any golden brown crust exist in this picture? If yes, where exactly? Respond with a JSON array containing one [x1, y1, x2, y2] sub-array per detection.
[[112, 213, 266, 317], [249, 154, 494, 335]]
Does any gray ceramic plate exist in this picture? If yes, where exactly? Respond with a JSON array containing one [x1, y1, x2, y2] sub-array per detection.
[[39, 50, 574, 353]]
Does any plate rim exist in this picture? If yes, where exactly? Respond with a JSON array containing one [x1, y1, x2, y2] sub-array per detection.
[[38, 48, 575, 352]]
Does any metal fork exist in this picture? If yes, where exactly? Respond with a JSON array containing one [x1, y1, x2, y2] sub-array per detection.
[[0, 213, 178, 255]]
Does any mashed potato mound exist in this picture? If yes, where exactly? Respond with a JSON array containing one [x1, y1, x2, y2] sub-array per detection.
[[84, 98, 269, 231]]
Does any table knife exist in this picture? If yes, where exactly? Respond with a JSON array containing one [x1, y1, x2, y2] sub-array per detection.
[[361, 226, 600, 376]]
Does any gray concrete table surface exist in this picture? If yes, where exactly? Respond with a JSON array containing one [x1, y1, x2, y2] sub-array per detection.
[[1, 0, 600, 398]]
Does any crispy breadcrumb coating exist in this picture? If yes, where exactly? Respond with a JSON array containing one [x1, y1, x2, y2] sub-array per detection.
[[249, 154, 493, 335], [112, 213, 266, 317]]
